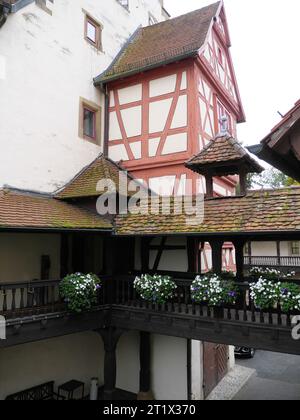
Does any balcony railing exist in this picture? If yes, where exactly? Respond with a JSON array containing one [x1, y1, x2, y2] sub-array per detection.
[[0, 279, 107, 319], [1, 275, 299, 328], [244, 256, 300, 270]]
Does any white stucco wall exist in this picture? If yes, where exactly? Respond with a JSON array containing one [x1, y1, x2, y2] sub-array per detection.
[[0, 233, 60, 283], [0, 332, 105, 400], [0, 0, 166, 193]]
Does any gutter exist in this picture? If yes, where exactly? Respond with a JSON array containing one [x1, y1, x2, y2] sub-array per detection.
[[94, 50, 198, 87]]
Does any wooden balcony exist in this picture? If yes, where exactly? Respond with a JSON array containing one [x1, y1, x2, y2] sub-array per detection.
[[1, 274, 300, 355], [244, 256, 300, 271]]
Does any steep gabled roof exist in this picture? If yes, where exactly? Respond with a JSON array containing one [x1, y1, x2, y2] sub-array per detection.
[[248, 100, 300, 182], [0, 189, 112, 231], [94, 2, 221, 84], [115, 187, 300, 236], [186, 135, 263, 175], [55, 154, 144, 200]]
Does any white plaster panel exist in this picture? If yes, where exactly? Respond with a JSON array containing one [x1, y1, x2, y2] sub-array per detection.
[[149, 137, 160, 157], [149, 176, 176, 196], [118, 84, 142, 105], [171, 95, 187, 129], [109, 144, 129, 161], [121, 106, 142, 138], [109, 91, 115, 108], [109, 112, 122, 141], [152, 335, 188, 400], [180, 71, 187, 90], [149, 98, 172, 133], [149, 74, 177, 97], [213, 182, 227, 196], [130, 141, 142, 159], [162, 133, 187, 155]]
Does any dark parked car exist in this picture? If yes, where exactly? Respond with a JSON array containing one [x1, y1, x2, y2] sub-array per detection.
[[235, 347, 256, 359]]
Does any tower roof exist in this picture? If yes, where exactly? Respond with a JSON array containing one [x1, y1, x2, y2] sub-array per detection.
[[94, 2, 221, 84], [186, 135, 264, 176]]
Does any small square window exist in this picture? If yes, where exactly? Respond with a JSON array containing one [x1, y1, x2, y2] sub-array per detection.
[[79, 98, 102, 146], [83, 108, 96, 139], [85, 14, 102, 51]]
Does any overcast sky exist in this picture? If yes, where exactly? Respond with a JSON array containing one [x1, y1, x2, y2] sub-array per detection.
[[164, 0, 300, 146]]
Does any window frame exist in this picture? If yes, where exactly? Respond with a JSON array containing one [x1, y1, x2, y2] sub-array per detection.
[[291, 241, 300, 256], [84, 13, 103, 51], [83, 106, 96, 140], [79, 98, 102, 146]]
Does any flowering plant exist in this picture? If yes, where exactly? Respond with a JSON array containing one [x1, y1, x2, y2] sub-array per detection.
[[250, 267, 296, 281], [279, 282, 300, 313], [191, 274, 239, 307], [60, 273, 101, 313], [134, 274, 177, 304], [249, 277, 281, 310]]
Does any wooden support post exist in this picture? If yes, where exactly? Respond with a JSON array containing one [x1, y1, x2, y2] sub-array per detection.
[[205, 174, 214, 199], [210, 240, 223, 274], [137, 332, 154, 400], [141, 237, 151, 272], [239, 170, 248, 196], [277, 241, 281, 267], [233, 240, 246, 281], [60, 233, 69, 278], [187, 237, 198, 273], [99, 328, 124, 400]]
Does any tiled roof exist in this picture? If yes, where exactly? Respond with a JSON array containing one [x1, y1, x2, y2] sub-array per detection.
[[56, 154, 141, 199], [115, 188, 300, 235], [186, 135, 263, 174], [0, 189, 112, 230], [95, 2, 221, 84]]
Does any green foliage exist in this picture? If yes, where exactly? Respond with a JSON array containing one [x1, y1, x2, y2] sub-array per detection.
[[191, 274, 239, 307], [134, 274, 177, 304], [60, 273, 101, 313], [247, 168, 298, 190], [279, 283, 300, 313]]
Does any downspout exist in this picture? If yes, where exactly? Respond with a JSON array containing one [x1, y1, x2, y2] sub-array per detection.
[[96, 81, 109, 157], [103, 83, 110, 157]]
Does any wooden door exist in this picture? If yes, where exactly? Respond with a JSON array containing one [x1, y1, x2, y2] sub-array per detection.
[[203, 342, 228, 399]]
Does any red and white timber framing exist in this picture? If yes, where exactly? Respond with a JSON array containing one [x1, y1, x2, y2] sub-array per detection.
[[106, 8, 244, 197]]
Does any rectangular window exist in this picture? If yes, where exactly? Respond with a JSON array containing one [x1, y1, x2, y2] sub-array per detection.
[[291, 241, 300, 256], [79, 98, 102, 146], [84, 14, 102, 51], [83, 108, 96, 139], [217, 100, 233, 135]]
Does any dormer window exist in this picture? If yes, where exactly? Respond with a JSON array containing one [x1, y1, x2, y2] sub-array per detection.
[[84, 14, 103, 51]]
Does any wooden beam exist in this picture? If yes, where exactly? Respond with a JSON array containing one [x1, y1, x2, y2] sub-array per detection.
[[152, 237, 167, 272], [187, 237, 198, 273], [210, 240, 223, 274], [233, 240, 246, 281], [60, 233, 69, 278], [205, 174, 214, 199], [98, 327, 124, 400], [137, 332, 153, 400]]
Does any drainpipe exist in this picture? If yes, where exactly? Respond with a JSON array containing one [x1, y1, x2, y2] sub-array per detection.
[[103, 83, 110, 157], [0, 5, 9, 28]]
